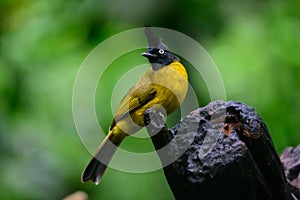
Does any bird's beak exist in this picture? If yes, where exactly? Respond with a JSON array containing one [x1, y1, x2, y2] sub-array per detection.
[[141, 52, 156, 58]]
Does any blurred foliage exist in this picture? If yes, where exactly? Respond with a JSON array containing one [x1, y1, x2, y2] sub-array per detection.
[[0, 0, 299, 199]]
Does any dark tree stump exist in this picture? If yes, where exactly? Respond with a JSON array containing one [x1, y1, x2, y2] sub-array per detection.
[[145, 100, 294, 200], [281, 145, 300, 199]]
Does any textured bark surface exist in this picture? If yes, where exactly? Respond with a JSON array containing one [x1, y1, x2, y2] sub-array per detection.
[[145, 100, 294, 200], [281, 145, 300, 199]]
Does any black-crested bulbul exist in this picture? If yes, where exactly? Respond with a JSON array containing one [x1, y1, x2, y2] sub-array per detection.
[[81, 27, 188, 184]]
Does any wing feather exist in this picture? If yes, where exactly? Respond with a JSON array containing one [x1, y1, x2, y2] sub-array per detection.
[[110, 72, 156, 128]]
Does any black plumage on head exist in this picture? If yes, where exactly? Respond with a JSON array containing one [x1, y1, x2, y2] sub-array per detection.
[[142, 26, 179, 70]]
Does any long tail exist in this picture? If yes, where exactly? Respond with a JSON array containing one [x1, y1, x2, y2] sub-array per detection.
[[81, 130, 124, 185]]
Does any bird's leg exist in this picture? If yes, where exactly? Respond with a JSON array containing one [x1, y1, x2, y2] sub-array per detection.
[[144, 108, 172, 150]]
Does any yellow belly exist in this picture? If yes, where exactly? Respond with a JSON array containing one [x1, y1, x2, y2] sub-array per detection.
[[112, 61, 188, 135], [133, 62, 188, 129]]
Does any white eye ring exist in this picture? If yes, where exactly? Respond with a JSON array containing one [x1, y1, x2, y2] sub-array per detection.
[[158, 49, 165, 54]]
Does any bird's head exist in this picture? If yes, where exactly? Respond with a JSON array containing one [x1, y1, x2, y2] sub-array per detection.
[[142, 27, 179, 71]]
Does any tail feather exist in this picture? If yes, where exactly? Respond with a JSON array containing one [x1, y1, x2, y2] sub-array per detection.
[[81, 132, 123, 185]]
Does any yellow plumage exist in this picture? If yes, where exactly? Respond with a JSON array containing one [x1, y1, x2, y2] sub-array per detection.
[[81, 27, 188, 185], [112, 61, 188, 135]]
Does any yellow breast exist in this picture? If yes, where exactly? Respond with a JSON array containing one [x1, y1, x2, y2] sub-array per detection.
[[113, 61, 188, 134], [135, 61, 188, 122], [152, 61, 188, 105]]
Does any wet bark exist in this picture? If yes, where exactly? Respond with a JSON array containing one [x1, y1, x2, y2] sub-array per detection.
[[145, 100, 296, 200]]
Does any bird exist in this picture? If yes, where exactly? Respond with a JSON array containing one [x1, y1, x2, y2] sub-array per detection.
[[81, 27, 189, 185]]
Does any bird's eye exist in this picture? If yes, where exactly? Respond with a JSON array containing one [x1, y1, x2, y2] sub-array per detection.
[[158, 49, 165, 55]]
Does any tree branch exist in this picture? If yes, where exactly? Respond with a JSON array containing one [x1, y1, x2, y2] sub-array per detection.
[[145, 100, 294, 200]]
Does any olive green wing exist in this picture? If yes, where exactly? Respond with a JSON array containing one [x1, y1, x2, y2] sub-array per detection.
[[110, 81, 157, 129]]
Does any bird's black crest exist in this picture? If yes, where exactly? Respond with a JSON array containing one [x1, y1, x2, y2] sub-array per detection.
[[144, 26, 168, 50]]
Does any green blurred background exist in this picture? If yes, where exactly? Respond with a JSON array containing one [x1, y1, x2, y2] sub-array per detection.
[[1, 0, 300, 199]]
